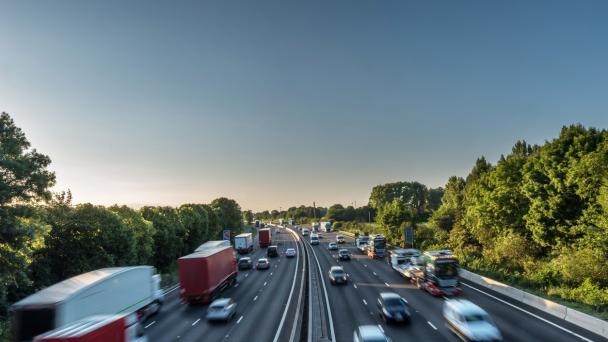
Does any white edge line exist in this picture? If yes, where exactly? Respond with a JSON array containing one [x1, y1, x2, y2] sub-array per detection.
[[289, 230, 306, 342], [272, 228, 301, 342], [462, 283, 594, 342], [163, 284, 180, 295], [427, 321, 437, 330], [308, 237, 337, 342]]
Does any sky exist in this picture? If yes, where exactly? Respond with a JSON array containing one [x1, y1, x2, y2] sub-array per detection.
[[1, 1, 607, 211]]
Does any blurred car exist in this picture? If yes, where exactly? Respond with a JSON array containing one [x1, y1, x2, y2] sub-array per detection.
[[267, 245, 279, 257], [377, 292, 411, 324], [443, 299, 502, 342], [310, 234, 320, 245], [328, 242, 339, 250], [338, 249, 351, 261], [206, 298, 237, 321], [336, 235, 346, 244], [238, 257, 253, 270], [256, 258, 270, 270], [285, 248, 297, 258], [328, 266, 347, 285], [353, 325, 392, 342]]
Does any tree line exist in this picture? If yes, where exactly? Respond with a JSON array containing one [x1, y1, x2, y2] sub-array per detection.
[[0, 112, 244, 335]]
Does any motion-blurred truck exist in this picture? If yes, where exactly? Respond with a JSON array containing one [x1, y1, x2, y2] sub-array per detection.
[[258, 228, 272, 248], [355, 235, 369, 253], [178, 243, 237, 304], [367, 234, 386, 258], [311, 222, 320, 232], [235, 233, 254, 254], [411, 250, 463, 297], [390, 248, 421, 278], [11, 267, 163, 342], [321, 221, 332, 232], [33, 314, 144, 342]]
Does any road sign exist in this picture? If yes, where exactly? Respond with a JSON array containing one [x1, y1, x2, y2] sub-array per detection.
[[223, 230, 230, 241], [404, 227, 414, 247]]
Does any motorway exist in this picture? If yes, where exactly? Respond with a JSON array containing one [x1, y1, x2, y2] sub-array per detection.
[[300, 228, 608, 342], [144, 227, 305, 342]]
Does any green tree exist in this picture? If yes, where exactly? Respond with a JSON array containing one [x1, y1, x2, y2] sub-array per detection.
[[109, 205, 156, 265], [141, 206, 186, 273], [178, 204, 209, 253], [210, 198, 243, 237]]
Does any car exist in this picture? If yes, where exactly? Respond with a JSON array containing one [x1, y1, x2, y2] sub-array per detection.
[[377, 292, 411, 324], [336, 235, 346, 244], [206, 298, 237, 322], [328, 266, 347, 285], [238, 257, 253, 270], [285, 248, 297, 257], [267, 245, 279, 257], [328, 242, 338, 250], [353, 325, 392, 342], [310, 234, 320, 245], [256, 258, 270, 270], [338, 249, 351, 261], [443, 299, 502, 342]]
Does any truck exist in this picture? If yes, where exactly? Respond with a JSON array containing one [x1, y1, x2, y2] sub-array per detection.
[[288, 218, 295, 226], [389, 248, 421, 278], [33, 314, 143, 342], [258, 228, 272, 248], [311, 222, 320, 232], [321, 221, 332, 232], [195, 240, 230, 252], [355, 235, 370, 253], [367, 234, 386, 258], [410, 250, 463, 297], [234, 233, 254, 254], [11, 266, 163, 342], [178, 243, 237, 304], [255, 220, 260, 228], [279, 218, 285, 226]]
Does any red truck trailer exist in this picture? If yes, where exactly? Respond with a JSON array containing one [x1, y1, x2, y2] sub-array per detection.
[[258, 228, 272, 248], [34, 314, 142, 342], [178, 244, 237, 304]]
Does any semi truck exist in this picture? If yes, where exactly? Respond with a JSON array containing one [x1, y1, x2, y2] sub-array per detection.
[[234, 233, 254, 254], [255, 220, 260, 228], [311, 222, 320, 232], [178, 243, 237, 304], [195, 240, 230, 252], [389, 248, 421, 278], [33, 314, 143, 342], [258, 228, 272, 248], [321, 221, 332, 232], [410, 250, 463, 297], [288, 218, 295, 225], [355, 235, 370, 253], [279, 218, 285, 226], [11, 266, 163, 342], [367, 235, 387, 258]]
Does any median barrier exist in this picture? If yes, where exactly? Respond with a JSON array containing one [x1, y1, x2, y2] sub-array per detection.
[[459, 269, 608, 337]]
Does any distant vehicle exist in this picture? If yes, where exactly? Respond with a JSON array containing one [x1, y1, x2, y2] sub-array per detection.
[[328, 266, 347, 285], [443, 299, 502, 342], [310, 233, 320, 245], [390, 248, 421, 278], [312, 222, 320, 232], [321, 221, 332, 232], [178, 243, 237, 304], [302, 228, 310, 236], [259, 228, 272, 248], [256, 258, 270, 270], [260, 222, 266, 228], [411, 250, 462, 297], [353, 325, 392, 342], [279, 218, 285, 225], [355, 235, 369, 253], [206, 298, 237, 322], [235, 233, 254, 254], [195, 240, 230, 252], [376, 292, 411, 324], [367, 235, 386, 258], [336, 235, 346, 244], [338, 249, 351, 261], [328, 242, 338, 250], [285, 248, 297, 258], [238, 257, 253, 270], [11, 266, 163, 342], [33, 314, 143, 342], [255, 220, 260, 228], [267, 245, 279, 257], [288, 218, 295, 225]]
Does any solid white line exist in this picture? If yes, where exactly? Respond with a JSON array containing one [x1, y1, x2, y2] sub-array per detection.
[[163, 285, 180, 295], [144, 321, 156, 329], [192, 318, 200, 326], [289, 231, 306, 342], [363, 299, 368, 306], [273, 227, 302, 342], [236, 316, 243, 324], [427, 321, 437, 330], [377, 324, 384, 333], [253, 295, 258, 301], [307, 237, 337, 342], [462, 283, 594, 342]]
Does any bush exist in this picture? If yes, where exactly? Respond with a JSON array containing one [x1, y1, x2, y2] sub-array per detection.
[[548, 279, 608, 312]]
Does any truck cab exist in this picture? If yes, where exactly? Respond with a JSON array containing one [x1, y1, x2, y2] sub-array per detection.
[[414, 250, 463, 296], [390, 248, 420, 278], [367, 235, 386, 258], [355, 235, 370, 253]]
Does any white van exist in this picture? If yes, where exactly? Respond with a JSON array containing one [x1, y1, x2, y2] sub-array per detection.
[[310, 233, 320, 245]]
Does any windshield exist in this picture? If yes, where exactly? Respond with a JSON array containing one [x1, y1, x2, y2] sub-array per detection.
[[373, 240, 386, 249], [435, 262, 458, 277], [384, 298, 405, 310], [465, 314, 489, 323]]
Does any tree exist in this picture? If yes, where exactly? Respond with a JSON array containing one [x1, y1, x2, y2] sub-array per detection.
[[109, 205, 156, 265], [431, 177, 465, 230], [141, 206, 186, 273], [210, 198, 243, 237], [178, 204, 209, 254], [376, 199, 412, 246], [243, 210, 254, 225]]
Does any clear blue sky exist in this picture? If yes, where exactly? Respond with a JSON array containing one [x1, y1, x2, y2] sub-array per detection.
[[1, 1, 607, 211]]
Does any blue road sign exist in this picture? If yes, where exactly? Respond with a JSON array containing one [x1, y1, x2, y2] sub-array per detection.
[[223, 230, 230, 241]]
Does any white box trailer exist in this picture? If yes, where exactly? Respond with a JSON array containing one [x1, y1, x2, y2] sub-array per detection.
[[321, 221, 332, 232], [11, 266, 163, 342], [234, 233, 253, 254], [195, 240, 230, 252]]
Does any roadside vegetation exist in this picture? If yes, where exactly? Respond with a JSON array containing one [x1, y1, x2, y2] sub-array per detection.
[[0, 112, 245, 339]]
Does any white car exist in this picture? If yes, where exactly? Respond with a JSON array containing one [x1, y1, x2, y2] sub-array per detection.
[[443, 299, 502, 341], [353, 325, 391, 342], [285, 248, 297, 258]]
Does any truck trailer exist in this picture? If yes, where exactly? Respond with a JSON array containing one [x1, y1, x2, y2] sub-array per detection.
[[390, 248, 421, 278], [11, 266, 163, 342], [178, 244, 237, 304], [411, 250, 463, 297], [320, 221, 332, 232], [33, 314, 143, 342], [234, 233, 254, 254], [258, 228, 272, 248]]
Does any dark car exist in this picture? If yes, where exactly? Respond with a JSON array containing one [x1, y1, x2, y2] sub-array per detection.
[[377, 292, 411, 324], [329, 266, 348, 285], [267, 245, 279, 257], [338, 249, 351, 261], [238, 257, 253, 270]]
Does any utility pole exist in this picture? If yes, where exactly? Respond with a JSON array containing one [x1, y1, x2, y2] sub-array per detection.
[[313, 201, 316, 221]]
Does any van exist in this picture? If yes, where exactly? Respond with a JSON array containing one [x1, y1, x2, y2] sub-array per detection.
[[302, 228, 310, 236], [310, 234, 319, 245]]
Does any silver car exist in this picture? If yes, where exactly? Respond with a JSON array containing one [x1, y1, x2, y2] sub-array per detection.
[[328, 242, 339, 250], [443, 299, 502, 341], [206, 298, 237, 322], [353, 325, 392, 342]]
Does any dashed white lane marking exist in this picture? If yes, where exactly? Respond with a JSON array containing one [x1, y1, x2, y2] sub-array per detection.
[[192, 318, 200, 326], [364, 264, 368, 267], [237, 316, 243, 324], [354, 284, 358, 289], [384, 282, 390, 287], [235, 283, 239, 288], [373, 272, 377, 276], [264, 282, 267, 286], [254, 295, 258, 301], [363, 299, 368, 306], [245, 273, 249, 277], [378, 324, 384, 333], [427, 321, 437, 330], [144, 321, 156, 329], [270, 272, 273, 276]]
